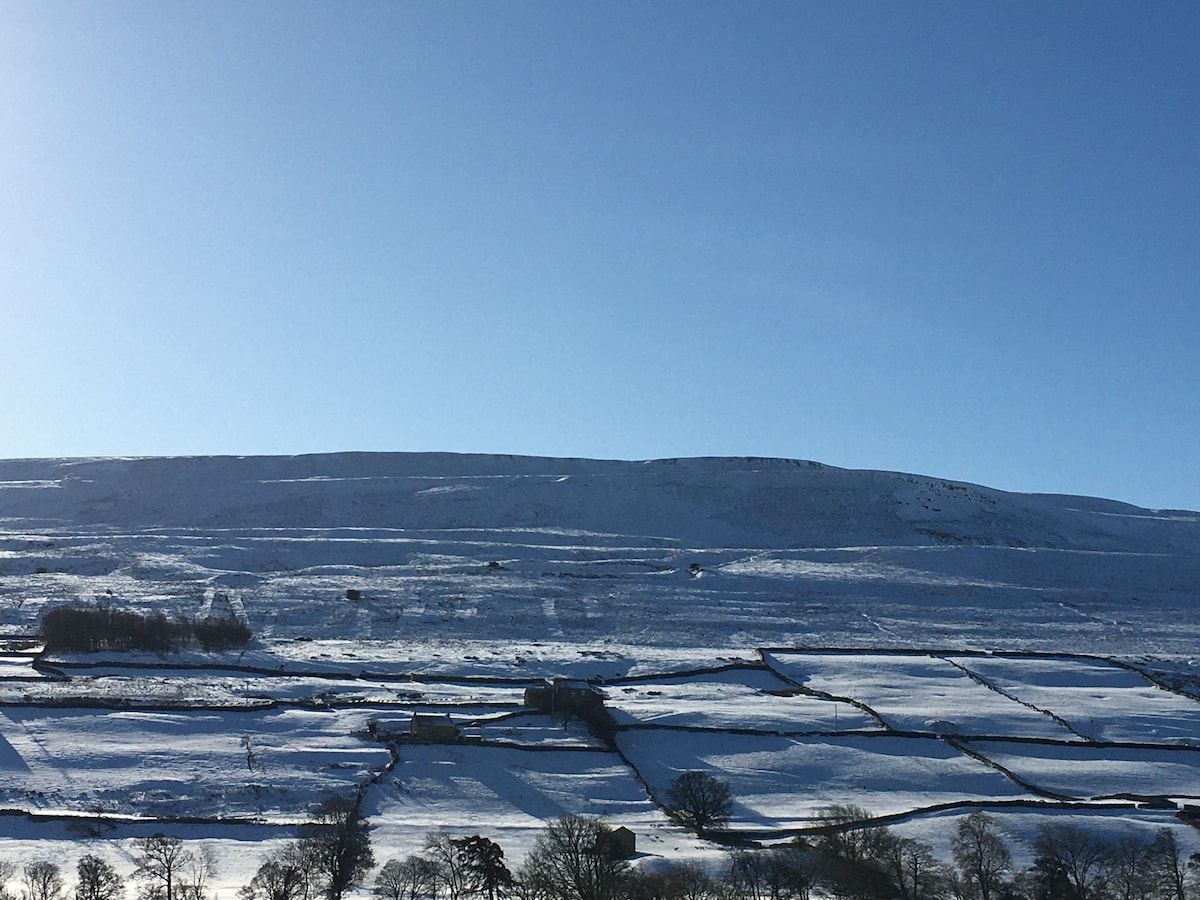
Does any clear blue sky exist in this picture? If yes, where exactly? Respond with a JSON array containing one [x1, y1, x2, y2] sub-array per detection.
[[2, 2, 1197, 510]]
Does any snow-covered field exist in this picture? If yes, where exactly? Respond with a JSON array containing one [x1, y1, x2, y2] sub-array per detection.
[[946, 655, 1200, 744], [617, 730, 1030, 828], [0, 453, 1198, 891], [762, 651, 1076, 739], [963, 739, 1200, 802], [604, 666, 879, 732], [0, 704, 390, 820]]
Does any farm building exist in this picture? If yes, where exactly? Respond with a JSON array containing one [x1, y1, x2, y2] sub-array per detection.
[[524, 677, 606, 718], [409, 713, 460, 743], [599, 825, 636, 859]]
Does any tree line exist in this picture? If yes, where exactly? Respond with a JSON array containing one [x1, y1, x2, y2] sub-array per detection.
[[7, 801, 1199, 900], [364, 806, 1200, 900]]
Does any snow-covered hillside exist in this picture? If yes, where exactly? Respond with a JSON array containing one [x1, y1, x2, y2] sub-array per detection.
[[2, 453, 1200, 890], [1, 453, 1197, 653], [2, 453, 1196, 549]]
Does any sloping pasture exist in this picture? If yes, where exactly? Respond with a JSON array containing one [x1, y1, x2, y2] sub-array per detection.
[[949, 655, 1200, 744], [0, 705, 390, 819], [362, 742, 703, 862], [764, 651, 1076, 738], [617, 729, 1031, 830], [604, 666, 878, 732], [964, 739, 1200, 801]]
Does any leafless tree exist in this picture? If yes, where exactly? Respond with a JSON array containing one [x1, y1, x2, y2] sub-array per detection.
[[1146, 828, 1189, 900], [178, 847, 215, 900], [240, 848, 311, 900], [75, 856, 124, 900], [1102, 834, 1155, 900], [133, 835, 192, 900], [625, 863, 719, 900], [881, 838, 946, 900], [297, 796, 375, 900], [815, 805, 894, 866], [665, 771, 734, 832], [727, 847, 813, 900], [1032, 823, 1110, 900], [0, 862, 18, 900], [21, 863, 63, 900], [423, 832, 473, 900], [810, 804, 897, 899], [951, 812, 1012, 900], [373, 858, 439, 900], [518, 815, 629, 900]]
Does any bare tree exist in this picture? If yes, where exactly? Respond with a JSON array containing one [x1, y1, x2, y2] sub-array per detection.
[[815, 805, 894, 866], [881, 838, 946, 900], [423, 832, 473, 900], [373, 858, 439, 900], [1102, 834, 1154, 900], [725, 846, 814, 900], [655, 861, 718, 900], [279, 843, 320, 900], [518, 815, 629, 900], [951, 812, 1012, 900], [0, 862, 18, 900], [1146, 828, 1189, 900], [1032, 823, 1110, 900], [240, 849, 311, 900], [812, 805, 896, 899], [727, 849, 772, 900], [665, 771, 734, 832], [21, 863, 63, 900], [625, 862, 722, 900], [178, 848, 215, 900], [298, 796, 375, 900], [75, 856, 124, 900], [133, 835, 191, 900]]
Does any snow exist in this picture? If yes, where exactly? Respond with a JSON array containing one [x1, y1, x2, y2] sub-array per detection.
[[947, 655, 1200, 744], [0, 705, 391, 820], [605, 666, 878, 732], [0, 452, 1198, 893], [617, 730, 1029, 829], [763, 652, 1078, 738], [965, 739, 1200, 801], [363, 743, 681, 862]]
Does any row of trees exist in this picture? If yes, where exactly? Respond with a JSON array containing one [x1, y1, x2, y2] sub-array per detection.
[[770, 805, 1200, 900], [365, 810, 1200, 900], [656, 772, 1200, 900], [370, 815, 626, 900], [246, 810, 631, 900], [6, 804, 1199, 900], [0, 838, 209, 900], [39, 605, 251, 653]]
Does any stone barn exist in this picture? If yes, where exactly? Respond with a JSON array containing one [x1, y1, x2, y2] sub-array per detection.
[[523, 677, 605, 718], [409, 713, 459, 743], [599, 825, 636, 859]]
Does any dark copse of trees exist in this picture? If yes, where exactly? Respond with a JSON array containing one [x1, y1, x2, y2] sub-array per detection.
[[40, 605, 251, 653]]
